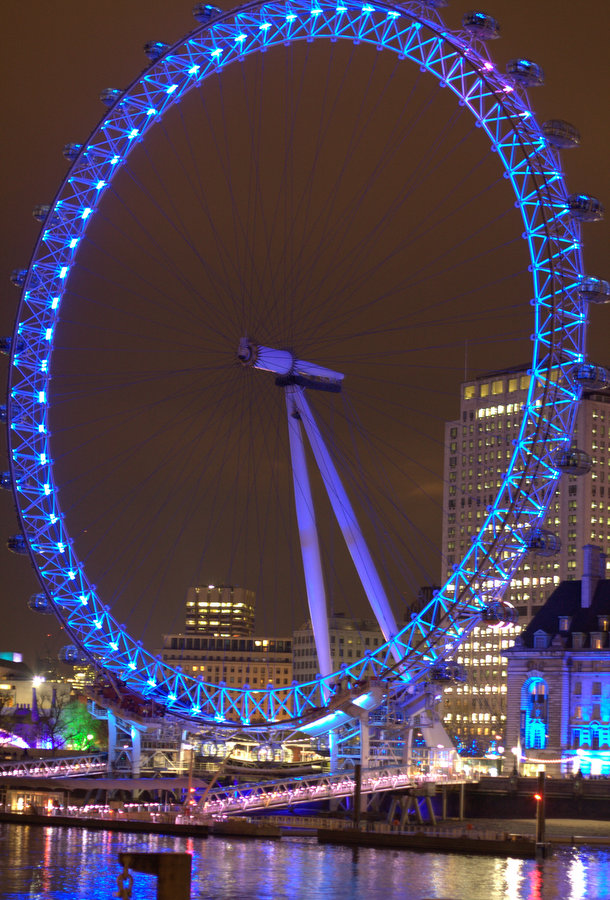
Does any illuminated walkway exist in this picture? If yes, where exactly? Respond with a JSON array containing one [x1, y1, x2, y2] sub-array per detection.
[[0, 753, 107, 779], [190, 767, 472, 818]]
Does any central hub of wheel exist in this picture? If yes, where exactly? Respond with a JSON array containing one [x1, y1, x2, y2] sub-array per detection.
[[237, 337, 344, 392]]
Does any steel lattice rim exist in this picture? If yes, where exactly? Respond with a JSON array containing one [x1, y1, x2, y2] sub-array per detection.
[[6, 0, 585, 728]]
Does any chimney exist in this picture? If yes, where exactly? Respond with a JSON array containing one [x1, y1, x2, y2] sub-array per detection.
[[581, 544, 607, 608]]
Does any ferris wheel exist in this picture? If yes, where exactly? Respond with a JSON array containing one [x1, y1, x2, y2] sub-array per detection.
[[3, 1, 605, 732]]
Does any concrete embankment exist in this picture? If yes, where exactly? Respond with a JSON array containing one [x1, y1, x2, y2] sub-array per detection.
[[317, 827, 538, 857]]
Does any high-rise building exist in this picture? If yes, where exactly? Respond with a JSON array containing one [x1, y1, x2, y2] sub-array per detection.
[[440, 364, 610, 745], [184, 584, 255, 637]]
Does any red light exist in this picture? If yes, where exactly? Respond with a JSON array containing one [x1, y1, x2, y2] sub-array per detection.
[[534, 793, 542, 801]]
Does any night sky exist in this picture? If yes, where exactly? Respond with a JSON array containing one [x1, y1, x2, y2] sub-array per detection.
[[2, 0, 608, 669]]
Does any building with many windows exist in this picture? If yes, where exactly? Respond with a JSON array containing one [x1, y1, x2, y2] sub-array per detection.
[[441, 365, 610, 746], [504, 544, 610, 776], [184, 584, 255, 637], [292, 613, 385, 683], [160, 634, 293, 690]]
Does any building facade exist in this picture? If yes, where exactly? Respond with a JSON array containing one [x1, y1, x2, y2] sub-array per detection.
[[184, 584, 255, 637], [160, 634, 292, 690], [441, 365, 610, 746], [292, 613, 385, 683], [504, 545, 610, 776]]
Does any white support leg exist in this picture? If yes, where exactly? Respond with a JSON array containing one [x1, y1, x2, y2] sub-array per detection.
[[107, 709, 117, 774], [286, 387, 333, 681], [292, 387, 400, 657]]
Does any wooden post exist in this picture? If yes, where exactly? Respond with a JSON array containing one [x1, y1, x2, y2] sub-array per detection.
[[119, 853, 191, 900], [535, 771, 546, 845], [458, 782, 465, 821], [353, 763, 362, 829]]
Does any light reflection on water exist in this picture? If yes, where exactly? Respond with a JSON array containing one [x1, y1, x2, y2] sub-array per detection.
[[1, 824, 610, 900]]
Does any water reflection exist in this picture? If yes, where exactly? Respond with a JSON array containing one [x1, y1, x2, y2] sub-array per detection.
[[1, 825, 610, 899]]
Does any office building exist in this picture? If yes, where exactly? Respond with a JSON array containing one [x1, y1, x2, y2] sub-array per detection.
[[440, 365, 610, 745], [184, 584, 255, 637]]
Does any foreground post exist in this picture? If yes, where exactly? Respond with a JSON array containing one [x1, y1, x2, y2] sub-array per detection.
[[535, 771, 546, 845], [353, 763, 362, 829], [118, 852, 191, 900]]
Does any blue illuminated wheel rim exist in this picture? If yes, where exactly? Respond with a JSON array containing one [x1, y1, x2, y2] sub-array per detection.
[[6, 1, 586, 727]]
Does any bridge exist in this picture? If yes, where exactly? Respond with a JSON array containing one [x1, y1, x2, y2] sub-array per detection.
[[190, 766, 472, 818], [0, 753, 108, 780]]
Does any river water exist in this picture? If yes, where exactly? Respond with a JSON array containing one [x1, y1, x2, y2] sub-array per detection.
[[1, 823, 609, 900]]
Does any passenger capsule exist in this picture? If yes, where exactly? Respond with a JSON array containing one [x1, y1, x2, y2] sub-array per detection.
[[430, 661, 467, 683], [463, 12, 500, 39], [100, 88, 123, 107], [62, 142, 83, 161], [32, 204, 60, 225], [542, 119, 580, 149], [553, 446, 592, 475], [59, 644, 88, 665], [0, 336, 25, 355], [144, 40, 169, 62], [7, 534, 28, 555], [506, 58, 544, 87], [528, 528, 561, 556], [10, 268, 27, 287], [578, 276, 610, 304], [28, 593, 53, 613], [574, 363, 610, 390], [481, 600, 519, 627], [0, 405, 6, 424], [567, 194, 604, 222], [0, 472, 11, 489], [193, 3, 222, 22]]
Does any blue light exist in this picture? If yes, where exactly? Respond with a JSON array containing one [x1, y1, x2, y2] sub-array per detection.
[[45, 328, 52, 341], [128, 660, 136, 669], [387, 10, 400, 17], [110, 641, 118, 651], [57, 542, 65, 553], [95, 180, 106, 190], [286, 13, 297, 21], [236, 33, 247, 42], [51, 297, 59, 310], [147, 678, 155, 687], [211, 48, 223, 58], [260, 22, 271, 30], [188, 64, 200, 74], [128, 128, 139, 138], [59, 267, 68, 279], [95, 620, 103, 630], [69, 238, 79, 249], [166, 84, 178, 94], [38, 391, 46, 403], [43, 484, 51, 496], [81, 207, 92, 220], [362, 4, 375, 12], [111, 155, 120, 164], [68, 570, 76, 580], [40, 359, 48, 372], [50, 514, 57, 524], [79, 594, 88, 606], [38, 424, 45, 433], [146, 108, 157, 116]]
